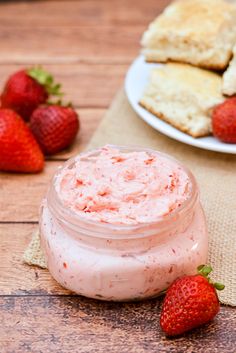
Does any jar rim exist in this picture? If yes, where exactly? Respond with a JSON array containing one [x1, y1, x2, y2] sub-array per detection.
[[47, 145, 199, 239]]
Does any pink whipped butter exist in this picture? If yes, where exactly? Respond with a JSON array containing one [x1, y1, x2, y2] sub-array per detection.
[[56, 146, 190, 224], [40, 145, 208, 301]]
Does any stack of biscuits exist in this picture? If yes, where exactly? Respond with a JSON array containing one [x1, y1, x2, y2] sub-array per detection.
[[139, 0, 236, 138]]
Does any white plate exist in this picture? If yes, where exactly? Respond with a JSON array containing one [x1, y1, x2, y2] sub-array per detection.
[[125, 55, 236, 154]]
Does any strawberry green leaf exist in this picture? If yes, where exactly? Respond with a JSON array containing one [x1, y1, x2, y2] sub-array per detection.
[[197, 264, 212, 277], [197, 265, 225, 291], [214, 282, 225, 291], [27, 67, 64, 97], [28, 67, 52, 86]]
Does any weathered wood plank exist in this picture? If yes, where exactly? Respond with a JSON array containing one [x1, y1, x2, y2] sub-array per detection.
[[0, 0, 170, 27], [0, 224, 71, 295], [0, 26, 143, 64], [0, 64, 127, 107], [0, 296, 235, 353], [0, 161, 61, 222]]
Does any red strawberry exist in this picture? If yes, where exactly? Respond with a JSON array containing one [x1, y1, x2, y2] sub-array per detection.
[[0, 109, 44, 173], [160, 265, 224, 336], [30, 105, 79, 155], [1, 67, 63, 121], [212, 97, 236, 143]]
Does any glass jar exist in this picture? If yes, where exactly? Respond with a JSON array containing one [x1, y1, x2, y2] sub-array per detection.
[[40, 146, 208, 301]]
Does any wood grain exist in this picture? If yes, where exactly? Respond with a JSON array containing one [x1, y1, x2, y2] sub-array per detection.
[[0, 26, 143, 64], [0, 224, 71, 295], [0, 296, 235, 353], [0, 0, 170, 27], [0, 162, 61, 222]]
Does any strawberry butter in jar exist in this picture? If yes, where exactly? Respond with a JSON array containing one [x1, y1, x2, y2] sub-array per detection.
[[40, 145, 208, 301]]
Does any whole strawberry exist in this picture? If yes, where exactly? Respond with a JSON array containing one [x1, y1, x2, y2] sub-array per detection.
[[212, 97, 236, 143], [0, 109, 44, 173], [1, 67, 63, 121], [30, 105, 79, 155], [160, 265, 224, 336]]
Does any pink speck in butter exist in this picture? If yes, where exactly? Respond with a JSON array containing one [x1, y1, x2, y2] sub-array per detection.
[[55, 146, 191, 225]]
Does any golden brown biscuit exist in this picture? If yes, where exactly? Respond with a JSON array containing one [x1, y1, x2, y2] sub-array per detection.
[[141, 0, 236, 70], [139, 63, 225, 137]]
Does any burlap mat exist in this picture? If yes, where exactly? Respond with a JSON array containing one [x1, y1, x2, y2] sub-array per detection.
[[24, 88, 236, 306]]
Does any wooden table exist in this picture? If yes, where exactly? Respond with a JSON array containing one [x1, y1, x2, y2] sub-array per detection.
[[0, 1, 235, 352]]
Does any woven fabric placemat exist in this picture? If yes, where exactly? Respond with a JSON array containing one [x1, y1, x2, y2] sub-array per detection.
[[24, 88, 236, 306]]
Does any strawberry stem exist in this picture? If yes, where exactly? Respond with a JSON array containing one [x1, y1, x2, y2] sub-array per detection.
[[197, 264, 225, 291]]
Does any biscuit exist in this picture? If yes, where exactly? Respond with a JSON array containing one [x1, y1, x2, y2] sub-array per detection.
[[141, 0, 236, 70], [139, 63, 225, 137]]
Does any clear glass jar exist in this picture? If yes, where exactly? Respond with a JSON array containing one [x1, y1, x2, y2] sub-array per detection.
[[40, 146, 208, 301]]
